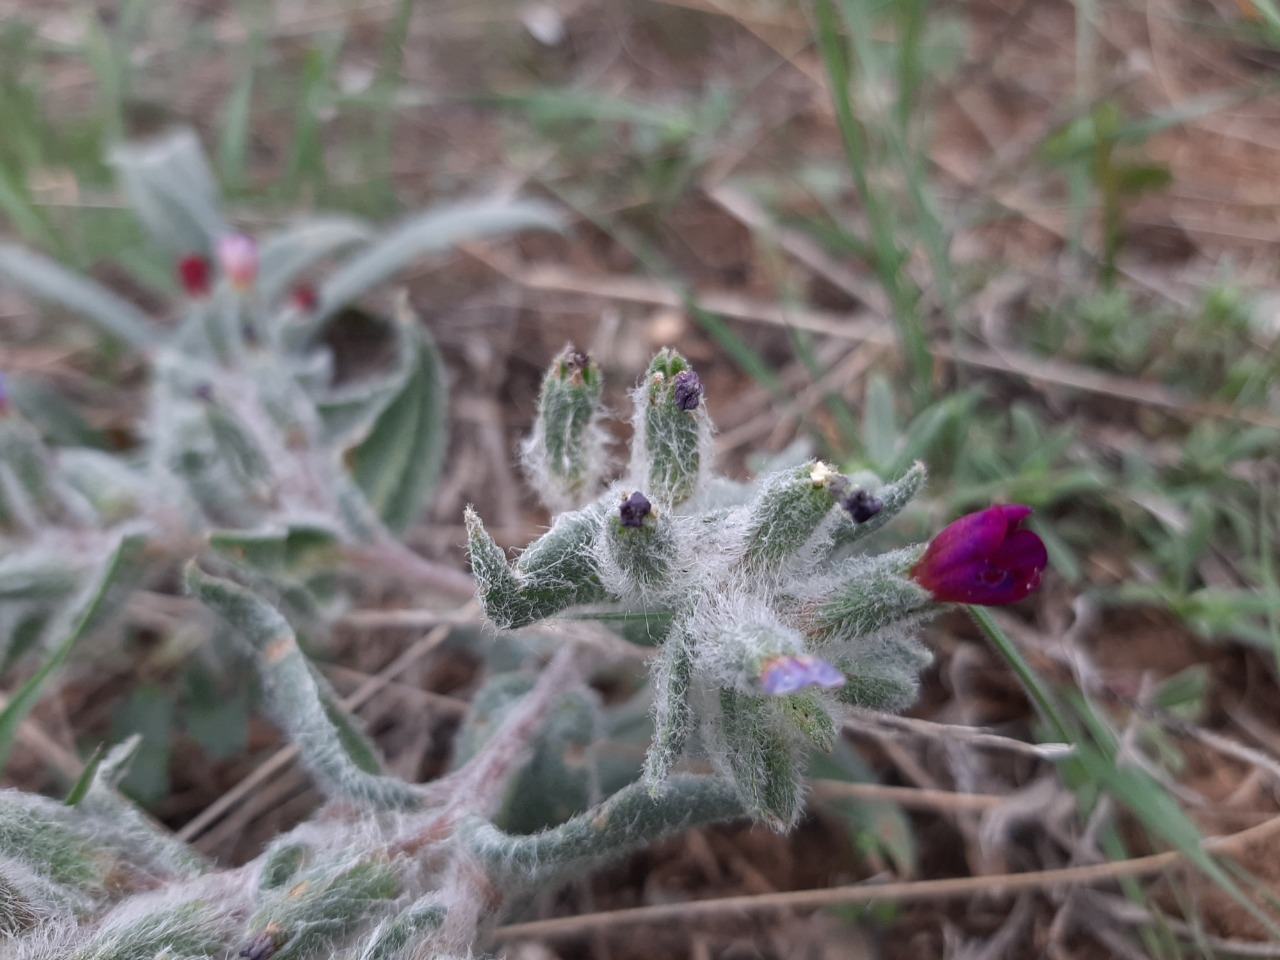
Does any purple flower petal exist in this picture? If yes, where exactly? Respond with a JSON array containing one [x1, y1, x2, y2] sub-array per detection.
[[840, 488, 883, 523], [760, 655, 846, 696], [619, 491, 652, 528], [672, 369, 703, 411], [911, 505, 1047, 606]]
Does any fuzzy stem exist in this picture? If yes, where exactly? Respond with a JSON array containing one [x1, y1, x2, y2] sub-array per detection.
[[460, 775, 744, 884], [411, 643, 589, 832]]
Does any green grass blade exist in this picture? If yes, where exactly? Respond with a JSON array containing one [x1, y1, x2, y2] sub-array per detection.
[[967, 605, 1073, 741], [62, 743, 107, 806], [0, 534, 145, 769]]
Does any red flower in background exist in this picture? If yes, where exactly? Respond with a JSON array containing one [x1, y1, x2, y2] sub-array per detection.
[[911, 505, 1047, 606], [291, 283, 319, 313], [177, 255, 212, 298]]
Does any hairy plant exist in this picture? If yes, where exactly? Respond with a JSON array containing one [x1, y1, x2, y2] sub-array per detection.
[[469, 346, 1048, 828], [0, 346, 1046, 957], [0, 130, 558, 755], [0, 560, 743, 959]]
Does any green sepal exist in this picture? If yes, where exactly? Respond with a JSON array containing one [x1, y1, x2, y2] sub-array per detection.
[[642, 624, 694, 791], [599, 498, 677, 597], [808, 550, 930, 646], [243, 860, 400, 960], [741, 462, 842, 572], [466, 503, 608, 629], [636, 349, 707, 508], [828, 461, 926, 551], [775, 691, 838, 752], [527, 345, 605, 508], [715, 688, 803, 831]]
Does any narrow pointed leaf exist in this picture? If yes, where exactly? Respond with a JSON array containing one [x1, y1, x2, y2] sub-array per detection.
[[110, 128, 226, 255], [258, 215, 374, 306], [309, 198, 563, 332], [0, 246, 154, 348]]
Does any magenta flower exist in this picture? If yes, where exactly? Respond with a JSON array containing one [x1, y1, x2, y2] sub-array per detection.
[[760, 655, 846, 696], [217, 234, 259, 291], [911, 504, 1047, 606]]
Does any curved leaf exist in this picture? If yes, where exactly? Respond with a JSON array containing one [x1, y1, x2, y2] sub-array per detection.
[[110, 128, 226, 255], [258, 215, 374, 306], [349, 302, 448, 533], [308, 197, 564, 335], [0, 246, 154, 348]]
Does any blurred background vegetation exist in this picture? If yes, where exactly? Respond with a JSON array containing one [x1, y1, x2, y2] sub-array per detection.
[[2, 1, 1280, 957]]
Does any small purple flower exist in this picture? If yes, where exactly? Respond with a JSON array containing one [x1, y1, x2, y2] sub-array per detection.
[[672, 369, 703, 411], [760, 655, 846, 696], [911, 504, 1048, 606], [619, 491, 652, 528], [840, 488, 883, 523], [217, 233, 259, 291]]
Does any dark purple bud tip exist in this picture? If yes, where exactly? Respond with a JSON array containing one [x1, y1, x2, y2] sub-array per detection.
[[238, 926, 283, 960], [619, 491, 652, 528], [672, 369, 703, 411], [193, 383, 215, 403], [911, 504, 1048, 606], [760, 655, 846, 696], [841, 488, 883, 523], [556, 346, 593, 384], [0, 372, 8, 416]]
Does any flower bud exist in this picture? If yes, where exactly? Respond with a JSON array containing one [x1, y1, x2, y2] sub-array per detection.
[[741, 462, 843, 573], [522, 344, 606, 511], [672, 369, 703, 411], [618, 491, 652, 528], [911, 505, 1047, 606], [633, 349, 710, 508], [839, 488, 883, 523], [599, 490, 676, 598], [217, 233, 259, 292], [178, 254, 212, 297], [291, 283, 319, 313]]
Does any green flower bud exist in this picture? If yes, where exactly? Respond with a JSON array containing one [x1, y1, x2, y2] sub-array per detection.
[[522, 345, 606, 511]]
